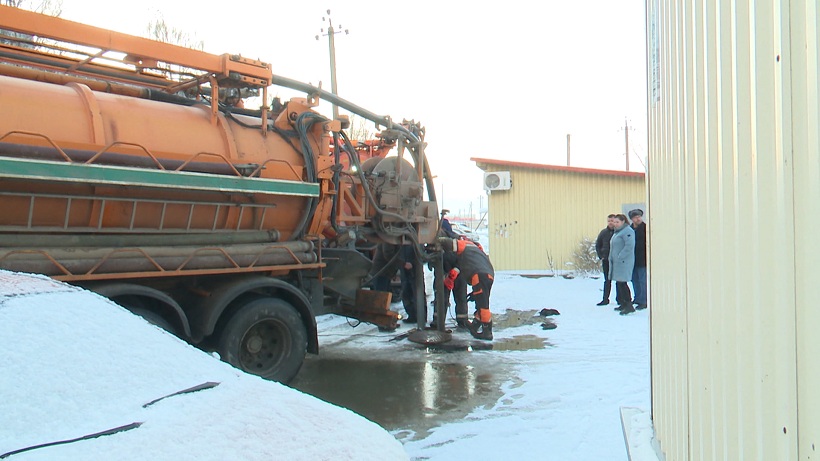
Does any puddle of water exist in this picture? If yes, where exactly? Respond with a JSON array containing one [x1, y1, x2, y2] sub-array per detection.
[[289, 355, 502, 439], [491, 334, 551, 351], [424, 334, 550, 352], [492, 309, 542, 328], [517, 273, 555, 279], [288, 332, 549, 440]]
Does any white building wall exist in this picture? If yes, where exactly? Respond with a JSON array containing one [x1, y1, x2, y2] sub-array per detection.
[[646, 0, 820, 459], [475, 161, 645, 272]]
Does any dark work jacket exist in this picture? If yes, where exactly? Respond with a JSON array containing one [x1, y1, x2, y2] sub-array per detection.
[[400, 244, 415, 265], [632, 222, 647, 268], [595, 227, 614, 260], [444, 240, 494, 284]]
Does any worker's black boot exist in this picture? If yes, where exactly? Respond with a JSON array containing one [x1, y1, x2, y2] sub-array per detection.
[[469, 320, 493, 340], [467, 318, 480, 335]]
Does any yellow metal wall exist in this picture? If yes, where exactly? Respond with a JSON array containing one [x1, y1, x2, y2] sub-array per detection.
[[484, 166, 645, 271], [647, 0, 820, 459]]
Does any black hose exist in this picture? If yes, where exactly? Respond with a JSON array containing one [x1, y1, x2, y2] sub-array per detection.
[[338, 131, 409, 224], [294, 112, 324, 182], [223, 109, 264, 129], [222, 110, 303, 160], [288, 112, 327, 239], [330, 131, 342, 234], [145, 89, 200, 106]]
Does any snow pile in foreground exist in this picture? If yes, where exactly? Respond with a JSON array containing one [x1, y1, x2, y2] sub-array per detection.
[[0, 271, 408, 461]]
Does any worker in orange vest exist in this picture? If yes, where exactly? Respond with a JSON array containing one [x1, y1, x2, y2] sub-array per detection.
[[439, 237, 495, 340]]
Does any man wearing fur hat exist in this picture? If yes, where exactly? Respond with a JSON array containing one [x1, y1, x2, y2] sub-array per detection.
[[629, 208, 648, 310], [439, 237, 495, 340]]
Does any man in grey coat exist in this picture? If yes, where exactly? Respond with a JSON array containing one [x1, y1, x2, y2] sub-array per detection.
[[608, 214, 636, 315]]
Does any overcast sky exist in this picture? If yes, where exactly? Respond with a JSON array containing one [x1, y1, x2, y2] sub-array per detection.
[[60, 0, 648, 217]]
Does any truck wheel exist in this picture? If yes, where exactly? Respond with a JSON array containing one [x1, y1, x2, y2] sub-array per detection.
[[112, 294, 177, 335], [218, 298, 307, 383], [130, 307, 177, 336]]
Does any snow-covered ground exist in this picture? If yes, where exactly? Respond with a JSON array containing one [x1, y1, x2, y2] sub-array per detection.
[[314, 268, 658, 461], [0, 233, 661, 460], [400, 270, 657, 460], [0, 271, 407, 461]]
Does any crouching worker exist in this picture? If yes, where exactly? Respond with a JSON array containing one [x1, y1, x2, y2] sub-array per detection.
[[439, 237, 495, 340]]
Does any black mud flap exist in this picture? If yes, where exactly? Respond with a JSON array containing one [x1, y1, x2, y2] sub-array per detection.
[[321, 248, 373, 303]]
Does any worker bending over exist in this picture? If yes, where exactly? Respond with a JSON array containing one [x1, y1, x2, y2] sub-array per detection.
[[439, 237, 495, 340]]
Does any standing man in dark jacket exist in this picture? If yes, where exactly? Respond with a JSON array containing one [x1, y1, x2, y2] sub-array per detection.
[[629, 209, 648, 310], [400, 244, 426, 324], [594, 214, 616, 306], [439, 209, 459, 239], [369, 243, 400, 294]]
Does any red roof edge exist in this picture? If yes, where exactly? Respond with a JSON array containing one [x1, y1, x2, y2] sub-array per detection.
[[471, 157, 645, 178]]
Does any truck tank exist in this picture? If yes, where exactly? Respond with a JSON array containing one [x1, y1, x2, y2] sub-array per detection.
[[0, 74, 317, 241]]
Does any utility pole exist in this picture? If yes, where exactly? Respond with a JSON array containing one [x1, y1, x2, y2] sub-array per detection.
[[566, 133, 571, 166], [621, 117, 634, 171], [440, 182, 445, 211], [316, 10, 348, 120]]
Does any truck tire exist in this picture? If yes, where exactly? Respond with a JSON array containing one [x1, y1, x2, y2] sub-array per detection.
[[130, 307, 177, 336], [218, 298, 307, 383], [110, 293, 178, 336]]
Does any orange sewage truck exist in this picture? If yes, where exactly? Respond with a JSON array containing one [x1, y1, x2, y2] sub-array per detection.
[[0, 6, 443, 382]]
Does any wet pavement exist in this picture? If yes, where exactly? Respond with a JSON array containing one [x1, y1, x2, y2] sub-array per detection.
[[289, 309, 556, 440]]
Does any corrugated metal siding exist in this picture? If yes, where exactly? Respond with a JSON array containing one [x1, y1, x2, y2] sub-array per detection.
[[791, 1, 820, 459], [485, 167, 645, 271], [647, 0, 820, 459]]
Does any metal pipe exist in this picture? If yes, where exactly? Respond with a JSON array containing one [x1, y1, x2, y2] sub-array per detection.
[[0, 231, 281, 248], [271, 74, 394, 130], [0, 49, 177, 88], [0, 241, 314, 259], [0, 63, 148, 98], [432, 248, 446, 332], [0, 249, 317, 276], [413, 243, 425, 330], [1, 62, 417, 143], [0, 242, 316, 277], [0, 142, 251, 176]]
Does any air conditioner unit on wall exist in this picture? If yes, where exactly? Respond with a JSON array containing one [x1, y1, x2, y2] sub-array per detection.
[[484, 171, 511, 191]]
